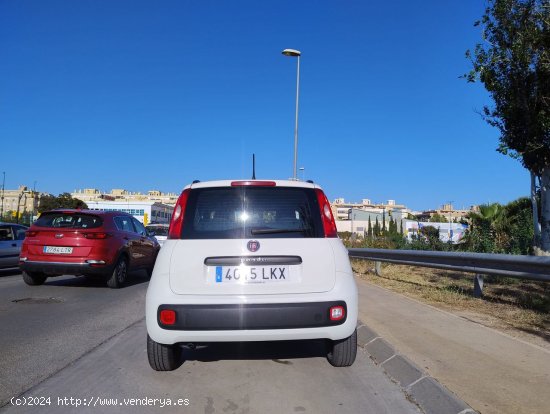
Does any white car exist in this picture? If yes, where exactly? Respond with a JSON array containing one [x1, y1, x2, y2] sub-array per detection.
[[146, 224, 169, 247], [0, 223, 28, 270], [146, 179, 358, 370]]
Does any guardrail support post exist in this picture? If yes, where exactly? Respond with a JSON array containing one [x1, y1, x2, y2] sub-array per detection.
[[375, 261, 382, 276], [473, 274, 484, 298]]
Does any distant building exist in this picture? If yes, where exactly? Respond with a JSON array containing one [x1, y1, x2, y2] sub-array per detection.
[[331, 197, 410, 223], [72, 188, 179, 206], [403, 220, 468, 244], [0, 185, 45, 221], [85, 200, 173, 225], [332, 196, 411, 237], [417, 203, 474, 223]]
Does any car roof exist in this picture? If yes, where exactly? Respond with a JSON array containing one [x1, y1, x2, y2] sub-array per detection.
[[43, 209, 132, 217], [0, 222, 28, 227], [185, 179, 322, 190]]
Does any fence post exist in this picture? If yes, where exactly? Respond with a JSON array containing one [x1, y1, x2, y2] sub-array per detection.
[[375, 261, 382, 276], [473, 274, 484, 298]]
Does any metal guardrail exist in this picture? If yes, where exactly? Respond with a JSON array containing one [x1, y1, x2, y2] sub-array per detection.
[[348, 248, 550, 297]]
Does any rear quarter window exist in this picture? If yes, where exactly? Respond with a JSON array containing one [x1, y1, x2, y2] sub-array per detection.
[[146, 225, 169, 236], [0, 225, 14, 241], [35, 213, 103, 229], [114, 216, 136, 232], [181, 187, 323, 239]]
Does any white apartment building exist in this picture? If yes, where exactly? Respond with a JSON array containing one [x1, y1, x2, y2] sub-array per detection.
[[85, 200, 173, 225], [71, 188, 179, 206]]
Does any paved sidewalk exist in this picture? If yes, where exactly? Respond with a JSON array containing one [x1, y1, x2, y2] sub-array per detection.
[[356, 277, 550, 414]]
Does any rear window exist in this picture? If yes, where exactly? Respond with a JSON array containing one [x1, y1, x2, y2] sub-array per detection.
[[35, 212, 103, 229], [0, 225, 14, 241], [181, 187, 323, 239], [146, 225, 169, 236]]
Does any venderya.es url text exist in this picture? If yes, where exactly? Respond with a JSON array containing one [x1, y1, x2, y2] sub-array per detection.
[[10, 396, 190, 408]]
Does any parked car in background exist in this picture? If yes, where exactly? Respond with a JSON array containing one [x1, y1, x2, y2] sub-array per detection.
[[0, 223, 28, 271], [19, 210, 160, 288], [145, 223, 169, 247], [146, 179, 358, 371]]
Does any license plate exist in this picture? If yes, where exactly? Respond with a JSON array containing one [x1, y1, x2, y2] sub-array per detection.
[[214, 266, 290, 284], [43, 246, 73, 254]]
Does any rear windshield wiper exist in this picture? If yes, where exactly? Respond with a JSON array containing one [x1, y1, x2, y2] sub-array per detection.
[[250, 228, 307, 235]]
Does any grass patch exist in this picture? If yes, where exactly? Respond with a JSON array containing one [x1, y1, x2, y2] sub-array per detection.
[[352, 259, 550, 345]]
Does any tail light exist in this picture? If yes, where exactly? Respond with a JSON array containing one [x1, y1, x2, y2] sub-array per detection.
[[315, 189, 337, 238], [83, 232, 111, 239], [159, 309, 176, 325], [25, 231, 38, 237], [329, 305, 345, 321], [168, 189, 191, 239]]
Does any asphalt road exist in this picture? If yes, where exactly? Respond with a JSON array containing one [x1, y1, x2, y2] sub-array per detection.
[[0, 270, 149, 408], [0, 272, 421, 414]]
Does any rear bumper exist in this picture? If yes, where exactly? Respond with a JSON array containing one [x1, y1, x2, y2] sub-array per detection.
[[157, 301, 347, 331], [19, 260, 112, 276], [147, 270, 358, 343]]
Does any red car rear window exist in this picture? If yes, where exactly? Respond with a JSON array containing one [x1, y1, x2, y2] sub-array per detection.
[[35, 212, 103, 229]]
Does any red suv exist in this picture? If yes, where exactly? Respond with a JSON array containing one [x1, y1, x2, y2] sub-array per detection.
[[19, 209, 160, 288]]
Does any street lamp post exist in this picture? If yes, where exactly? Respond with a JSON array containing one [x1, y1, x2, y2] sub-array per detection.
[[1, 171, 5, 219], [31, 181, 37, 224], [282, 48, 301, 180]]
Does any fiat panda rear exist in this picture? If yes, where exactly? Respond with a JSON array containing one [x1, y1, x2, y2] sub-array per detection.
[[146, 180, 358, 370]]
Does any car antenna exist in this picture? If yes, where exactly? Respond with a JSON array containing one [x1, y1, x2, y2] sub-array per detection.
[[252, 153, 256, 180]]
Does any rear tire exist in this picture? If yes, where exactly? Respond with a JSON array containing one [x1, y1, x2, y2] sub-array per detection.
[[147, 335, 182, 371], [327, 329, 357, 367], [106, 256, 128, 289], [22, 271, 47, 286]]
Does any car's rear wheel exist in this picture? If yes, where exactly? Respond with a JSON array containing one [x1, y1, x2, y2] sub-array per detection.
[[106, 256, 128, 289], [147, 335, 182, 371], [22, 271, 47, 286], [326, 328, 357, 367]]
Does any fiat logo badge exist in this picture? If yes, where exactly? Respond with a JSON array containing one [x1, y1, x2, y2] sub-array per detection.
[[247, 240, 260, 252]]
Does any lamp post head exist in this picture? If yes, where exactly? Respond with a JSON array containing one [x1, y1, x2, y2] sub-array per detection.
[[282, 49, 301, 57]]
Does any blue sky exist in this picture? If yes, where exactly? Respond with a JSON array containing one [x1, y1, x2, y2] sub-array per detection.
[[0, 0, 528, 211]]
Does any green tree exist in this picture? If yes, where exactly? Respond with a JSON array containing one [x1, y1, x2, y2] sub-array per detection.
[[462, 203, 504, 253], [429, 213, 448, 223], [497, 197, 534, 254], [38, 193, 88, 213], [466, 0, 549, 253], [367, 217, 373, 238], [374, 217, 380, 237]]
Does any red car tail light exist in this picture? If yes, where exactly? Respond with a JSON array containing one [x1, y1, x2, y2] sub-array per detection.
[[159, 309, 176, 325], [231, 181, 276, 187], [83, 232, 111, 239], [25, 231, 38, 237], [329, 306, 345, 321], [168, 189, 191, 239], [315, 189, 337, 238]]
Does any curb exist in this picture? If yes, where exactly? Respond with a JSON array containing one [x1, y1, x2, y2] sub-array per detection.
[[357, 323, 478, 414]]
